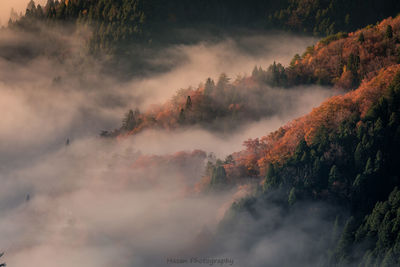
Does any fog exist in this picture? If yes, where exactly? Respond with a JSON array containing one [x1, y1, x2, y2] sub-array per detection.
[[212, 200, 340, 267], [129, 33, 318, 108], [129, 84, 333, 158], [0, 20, 336, 266]]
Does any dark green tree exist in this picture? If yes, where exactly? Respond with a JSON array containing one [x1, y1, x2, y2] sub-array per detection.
[[210, 164, 227, 190], [204, 78, 215, 96], [329, 165, 339, 186], [386, 25, 393, 39], [185, 96, 192, 110], [288, 187, 296, 205], [358, 32, 365, 43]]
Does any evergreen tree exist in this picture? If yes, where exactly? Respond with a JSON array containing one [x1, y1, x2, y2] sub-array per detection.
[[185, 96, 192, 110], [288, 187, 296, 205], [0, 252, 5, 267], [335, 217, 357, 263], [210, 164, 227, 190], [386, 25, 393, 39], [122, 109, 138, 131], [358, 32, 365, 43], [178, 108, 185, 124], [216, 73, 229, 91], [329, 165, 339, 186], [204, 78, 215, 96]]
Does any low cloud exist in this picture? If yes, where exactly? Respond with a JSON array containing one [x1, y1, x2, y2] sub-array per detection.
[[126, 33, 317, 109], [0, 21, 335, 267]]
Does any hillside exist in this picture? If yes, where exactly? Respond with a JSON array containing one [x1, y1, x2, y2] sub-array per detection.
[[271, 0, 400, 35], [8, 0, 400, 54], [101, 72, 330, 138], [4, 2, 400, 266], [102, 17, 400, 140], [215, 47, 400, 267], [90, 15, 400, 266], [283, 16, 400, 89]]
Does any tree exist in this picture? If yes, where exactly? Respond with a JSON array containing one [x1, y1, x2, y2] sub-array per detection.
[[185, 95, 192, 110], [347, 53, 360, 75], [335, 217, 357, 262], [216, 73, 229, 91], [122, 109, 138, 131], [36, 4, 44, 18], [290, 54, 301, 67], [267, 61, 287, 86], [178, 108, 185, 123], [204, 78, 215, 95], [329, 165, 339, 186], [332, 215, 341, 243], [354, 142, 365, 170], [0, 252, 5, 267], [27, 0, 36, 12], [10, 8, 19, 22], [381, 249, 396, 267], [386, 25, 393, 39], [210, 164, 227, 190], [374, 150, 382, 172], [364, 157, 373, 176], [263, 163, 280, 191], [288, 187, 296, 205], [252, 65, 260, 78], [358, 32, 365, 43]]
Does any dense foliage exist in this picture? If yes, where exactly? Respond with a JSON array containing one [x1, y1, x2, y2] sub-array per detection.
[[8, 0, 400, 54], [222, 68, 400, 266], [272, 16, 400, 90], [9, 0, 146, 53], [102, 72, 308, 138], [7, 2, 400, 265], [270, 0, 400, 36]]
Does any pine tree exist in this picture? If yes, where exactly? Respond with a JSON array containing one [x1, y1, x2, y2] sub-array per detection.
[[386, 25, 393, 39], [178, 108, 185, 123], [364, 157, 374, 176], [381, 249, 396, 267], [335, 217, 357, 263], [358, 32, 365, 43], [185, 96, 192, 110], [122, 109, 137, 131], [0, 252, 5, 267], [288, 187, 296, 205], [210, 165, 227, 190], [204, 78, 215, 96], [329, 165, 339, 185]]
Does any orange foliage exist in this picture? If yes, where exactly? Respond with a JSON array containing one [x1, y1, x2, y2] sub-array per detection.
[[228, 64, 400, 179], [289, 16, 400, 89]]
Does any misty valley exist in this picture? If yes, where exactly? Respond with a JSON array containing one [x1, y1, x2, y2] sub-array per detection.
[[2, 1, 400, 267]]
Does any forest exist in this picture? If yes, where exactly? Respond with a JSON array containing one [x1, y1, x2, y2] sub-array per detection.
[[7, 0, 400, 53], [2, 0, 400, 266]]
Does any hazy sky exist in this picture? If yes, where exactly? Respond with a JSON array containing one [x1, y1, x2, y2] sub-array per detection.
[[0, 0, 46, 25]]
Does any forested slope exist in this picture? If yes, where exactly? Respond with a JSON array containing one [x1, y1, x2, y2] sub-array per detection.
[[216, 35, 400, 267], [8, 0, 400, 53]]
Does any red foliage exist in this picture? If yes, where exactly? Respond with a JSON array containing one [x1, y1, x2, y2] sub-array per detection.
[[228, 64, 400, 179], [288, 16, 400, 89]]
